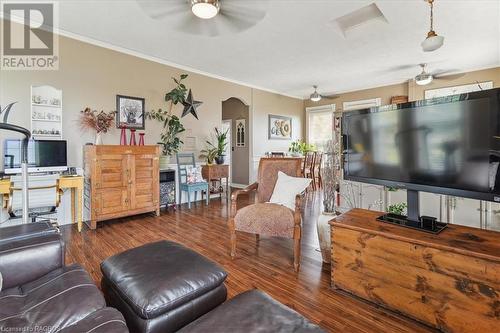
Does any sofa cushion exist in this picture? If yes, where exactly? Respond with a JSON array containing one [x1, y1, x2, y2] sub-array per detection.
[[178, 290, 325, 333], [269, 171, 311, 210], [235, 203, 295, 238], [58, 307, 128, 333], [0, 264, 106, 331], [100, 241, 227, 319]]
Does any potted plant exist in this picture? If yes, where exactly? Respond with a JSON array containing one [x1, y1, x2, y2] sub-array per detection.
[[288, 140, 316, 156], [288, 140, 302, 157], [199, 146, 218, 165], [212, 127, 228, 164], [146, 74, 189, 168], [79, 107, 115, 144]]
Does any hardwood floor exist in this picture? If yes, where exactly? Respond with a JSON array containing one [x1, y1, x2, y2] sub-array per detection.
[[62, 191, 435, 333]]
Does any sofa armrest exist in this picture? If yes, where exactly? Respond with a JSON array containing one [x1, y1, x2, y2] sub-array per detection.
[[0, 233, 65, 289]]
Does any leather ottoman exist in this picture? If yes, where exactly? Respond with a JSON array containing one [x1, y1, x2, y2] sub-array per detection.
[[178, 290, 325, 333], [100, 241, 227, 333]]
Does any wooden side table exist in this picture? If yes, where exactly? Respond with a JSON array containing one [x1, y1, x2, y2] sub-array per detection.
[[201, 164, 229, 201], [58, 176, 84, 232]]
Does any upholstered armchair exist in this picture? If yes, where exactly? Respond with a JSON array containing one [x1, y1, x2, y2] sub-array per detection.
[[228, 157, 304, 271]]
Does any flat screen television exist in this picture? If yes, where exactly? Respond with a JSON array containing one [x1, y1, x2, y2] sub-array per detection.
[[3, 139, 67, 174], [342, 88, 500, 231]]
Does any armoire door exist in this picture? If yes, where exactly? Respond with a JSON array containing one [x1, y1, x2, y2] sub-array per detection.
[[95, 188, 129, 216], [95, 154, 128, 189], [94, 153, 129, 216], [130, 154, 159, 210]]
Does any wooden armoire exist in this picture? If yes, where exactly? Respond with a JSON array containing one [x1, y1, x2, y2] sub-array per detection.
[[83, 145, 160, 229]]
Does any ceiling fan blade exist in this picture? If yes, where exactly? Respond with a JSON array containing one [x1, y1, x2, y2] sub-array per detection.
[[136, 0, 188, 19], [177, 14, 220, 37], [433, 72, 466, 81], [321, 94, 340, 100]]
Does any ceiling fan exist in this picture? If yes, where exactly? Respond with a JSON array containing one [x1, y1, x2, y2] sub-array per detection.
[[136, 0, 268, 37], [309, 86, 339, 102], [414, 64, 465, 86]]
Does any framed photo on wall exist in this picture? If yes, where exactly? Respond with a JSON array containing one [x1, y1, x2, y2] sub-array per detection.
[[116, 95, 145, 129], [268, 114, 292, 140]]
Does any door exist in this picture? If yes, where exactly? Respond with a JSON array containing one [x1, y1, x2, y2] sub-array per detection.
[[222, 120, 231, 184], [95, 188, 129, 216], [130, 154, 159, 210]]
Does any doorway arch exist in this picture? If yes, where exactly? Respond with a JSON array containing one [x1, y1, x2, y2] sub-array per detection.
[[222, 97, 250, 186]]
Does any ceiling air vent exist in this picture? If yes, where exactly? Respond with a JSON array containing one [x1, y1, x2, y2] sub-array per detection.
[[333, 2, 388, 37]]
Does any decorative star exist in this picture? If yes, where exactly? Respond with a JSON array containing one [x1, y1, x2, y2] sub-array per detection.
[[181, 89, 202, 119]]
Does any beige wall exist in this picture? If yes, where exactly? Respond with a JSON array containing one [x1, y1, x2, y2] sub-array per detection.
[[222, 98, 249, 185], [304, 67, 500, 110], [0, 21, 304, 170]]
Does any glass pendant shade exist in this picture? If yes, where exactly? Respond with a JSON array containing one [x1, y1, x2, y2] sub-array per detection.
[[421, 34, 444, 52], [191, 1, 219, 19]]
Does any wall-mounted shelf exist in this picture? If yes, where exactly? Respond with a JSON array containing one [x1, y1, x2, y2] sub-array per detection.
[[31, 85, 63, 140], [32, 103, 62, 108]]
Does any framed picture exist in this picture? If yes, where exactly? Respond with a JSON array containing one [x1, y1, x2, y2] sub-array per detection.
[[268, 114, 292, 140], [116, 95, 145, 129]]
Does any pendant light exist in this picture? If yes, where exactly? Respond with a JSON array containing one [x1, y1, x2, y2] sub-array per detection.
[[421, 0, 444, 52]]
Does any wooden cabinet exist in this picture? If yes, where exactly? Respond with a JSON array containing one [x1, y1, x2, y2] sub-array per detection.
[[330, 209, 500, 333], [84, 145, 160, 229]]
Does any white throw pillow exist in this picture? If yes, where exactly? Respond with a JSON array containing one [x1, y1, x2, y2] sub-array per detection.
[[269, 171, 311, 210]]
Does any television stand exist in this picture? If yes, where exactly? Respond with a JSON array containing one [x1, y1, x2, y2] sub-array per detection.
[[379, 188, 447, 233], [377, 213, 447, 234]]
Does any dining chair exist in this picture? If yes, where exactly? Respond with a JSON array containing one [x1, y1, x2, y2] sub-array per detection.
[[302, 152, 315, 189], [176, 153, 209, 209], [312, 152, 323, 189]]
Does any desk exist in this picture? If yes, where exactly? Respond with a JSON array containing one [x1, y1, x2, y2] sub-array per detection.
[[0, 176, 84, 232], [201, 164, 229, 201], [58, 176, 84, 232]]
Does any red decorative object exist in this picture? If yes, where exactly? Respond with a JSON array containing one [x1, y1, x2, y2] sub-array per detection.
[[138, 133, 145, 146], [120, 127, 127, 145], [129, 129, 137, 145]]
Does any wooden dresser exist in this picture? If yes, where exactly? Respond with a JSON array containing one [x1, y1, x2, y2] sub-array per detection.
[[84, 145, 160, 229], [330, 209, 500, 333]]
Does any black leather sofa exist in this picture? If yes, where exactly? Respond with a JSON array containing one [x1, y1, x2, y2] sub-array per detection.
[[0, 223, 128, 333]]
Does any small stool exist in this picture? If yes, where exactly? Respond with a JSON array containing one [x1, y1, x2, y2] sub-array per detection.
[[178, 290, 325, 332], [100, 241, 227, 333]]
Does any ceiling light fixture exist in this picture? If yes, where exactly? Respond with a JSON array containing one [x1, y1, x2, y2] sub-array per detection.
[[310, 86, 322, 102], [415, 64, 433, 85], [191, 0, 220, 19], [421, 0, 444, 52]]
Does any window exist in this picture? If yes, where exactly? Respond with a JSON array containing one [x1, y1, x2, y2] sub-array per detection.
[[343, 98, 381, 111], [306, 105, 335, 152]]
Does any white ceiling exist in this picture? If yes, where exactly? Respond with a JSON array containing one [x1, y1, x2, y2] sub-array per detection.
[[35, 1, 500, 98]]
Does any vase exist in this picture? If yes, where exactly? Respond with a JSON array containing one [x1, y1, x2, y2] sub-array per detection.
[[95, 132, 103, 145], [316, 211, 337, 264], [138, 133, 145, 146], [159, 155, 170, 169], [120, 127, 127, 145], [129, 129, 136, 145], [215, 155, 225, 165]]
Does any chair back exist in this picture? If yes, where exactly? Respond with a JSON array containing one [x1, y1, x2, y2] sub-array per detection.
[[256, 157, 302, 203], [314, 152, 323, 172], [9, 175, 60, 216], [176, 153, 196, 185], [302, 152, 315, 175]]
